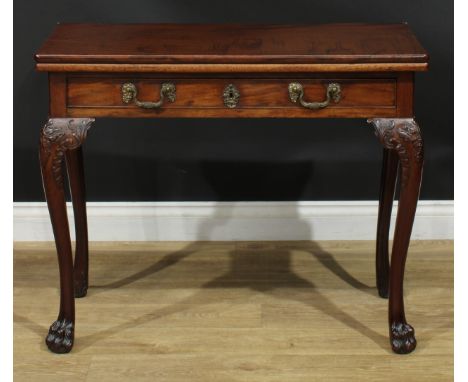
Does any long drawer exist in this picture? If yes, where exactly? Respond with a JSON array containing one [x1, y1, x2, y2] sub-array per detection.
[[65, 77, 397, 118]]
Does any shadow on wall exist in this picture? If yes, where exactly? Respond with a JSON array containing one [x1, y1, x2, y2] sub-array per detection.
[[138, 159, 319, 241], [188, 160, 315, 240]]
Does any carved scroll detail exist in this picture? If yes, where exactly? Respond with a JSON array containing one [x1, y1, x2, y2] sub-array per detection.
[[40, 118, 94, 186], [369, 118, 424, 187]]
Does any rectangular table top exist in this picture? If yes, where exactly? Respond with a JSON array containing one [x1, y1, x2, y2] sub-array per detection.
[[35, 23, 428, 70]]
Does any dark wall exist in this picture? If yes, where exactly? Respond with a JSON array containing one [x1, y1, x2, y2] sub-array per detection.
[[14, 1, 453, 202]]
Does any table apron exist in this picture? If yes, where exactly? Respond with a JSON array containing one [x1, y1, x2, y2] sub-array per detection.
[[48, 72, 414, 119]]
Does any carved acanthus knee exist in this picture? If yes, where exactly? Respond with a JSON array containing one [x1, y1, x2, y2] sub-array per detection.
[[368, 118, 424, 187], [40, 118, 94, 187]]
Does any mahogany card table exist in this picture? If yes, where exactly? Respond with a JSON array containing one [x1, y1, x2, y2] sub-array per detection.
[[34, 23, 429, 354]]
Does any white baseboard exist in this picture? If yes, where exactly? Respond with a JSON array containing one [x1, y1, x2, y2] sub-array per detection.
[[13, 201, 453, 242]]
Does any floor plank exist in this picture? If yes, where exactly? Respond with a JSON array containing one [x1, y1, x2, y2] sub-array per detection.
[[14, 241, 454, 381]]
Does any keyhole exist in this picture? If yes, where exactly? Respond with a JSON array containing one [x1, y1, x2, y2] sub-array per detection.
[[223, 84, 239, 108]]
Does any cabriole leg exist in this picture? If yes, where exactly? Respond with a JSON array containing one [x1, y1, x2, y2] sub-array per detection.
[[369, 118, 423, 354], [65, 147, 89, 298], [39, 118, 94, 353], [376, 148, 399, 298]]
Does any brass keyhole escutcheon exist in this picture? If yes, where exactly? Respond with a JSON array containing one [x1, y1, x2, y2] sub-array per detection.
[[223, 84, 240, 108]]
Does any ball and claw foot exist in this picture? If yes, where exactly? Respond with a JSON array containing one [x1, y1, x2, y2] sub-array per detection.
[[45, 318, 74, 354], [390, 322, 417, 354]]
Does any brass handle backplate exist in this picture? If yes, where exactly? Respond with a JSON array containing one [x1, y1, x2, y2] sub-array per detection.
[[122, 82, 176, 109], [288, 82, 341, 110]]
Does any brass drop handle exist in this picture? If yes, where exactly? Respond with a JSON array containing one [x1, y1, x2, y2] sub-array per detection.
[[121, 82, 176, 109], [288, 82, 341, 110]]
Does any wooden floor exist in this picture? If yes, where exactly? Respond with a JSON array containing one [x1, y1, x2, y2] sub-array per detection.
[[14, 241, 453, 382]]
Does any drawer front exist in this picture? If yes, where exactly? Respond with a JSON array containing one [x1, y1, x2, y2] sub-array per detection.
[[66, 77, 397, 118]]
